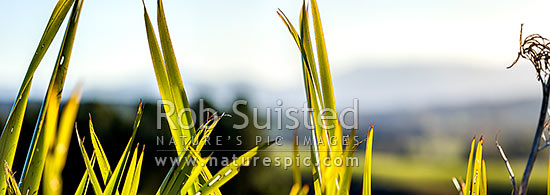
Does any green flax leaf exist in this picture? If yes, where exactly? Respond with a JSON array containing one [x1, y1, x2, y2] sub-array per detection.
[[0, 0, 76, 193], [19, 0, 85, 193], [196, 140, 276, 194], [43, 87, 82, 195], [76, 129, 103, 195]]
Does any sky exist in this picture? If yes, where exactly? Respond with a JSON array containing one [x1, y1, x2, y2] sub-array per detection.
[[1, 0, 550, 111]]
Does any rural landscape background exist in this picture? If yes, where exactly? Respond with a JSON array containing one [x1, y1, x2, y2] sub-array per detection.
[[2, 0, 550, 194]]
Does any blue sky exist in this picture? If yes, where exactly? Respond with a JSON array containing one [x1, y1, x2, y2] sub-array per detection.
[[1, 0, 549, 110]]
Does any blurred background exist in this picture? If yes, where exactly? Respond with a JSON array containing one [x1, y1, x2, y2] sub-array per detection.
[[2, 0, 550, 194]]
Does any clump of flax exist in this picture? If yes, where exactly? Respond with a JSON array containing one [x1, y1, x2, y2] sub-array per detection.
[[508, 24, 550, 84]]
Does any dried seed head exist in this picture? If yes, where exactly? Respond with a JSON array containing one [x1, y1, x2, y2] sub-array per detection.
[[509, 24, 550, 84]]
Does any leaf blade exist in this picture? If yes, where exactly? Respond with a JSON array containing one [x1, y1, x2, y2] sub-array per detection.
[[103, 101, 144, 195], [0, 0, 76, 192], [76, 129, 103, 195], [130, 146, 145, 195], [88, 116, 112, 184], [362, 127, 374, 195], [44, 86, 83, 195], [472, 138, 484, 195], [464, 137, 476, 194], [196, 140, 275, 194], [310, 0, 342, 154], [141, 0, 187, 154], [75, 154, 96, 195], [480, 159, 487, 195], [122, 145, 140, 195], [156, 0, 195, 142], [4, 161, 22, 195], [19, 0, 86, 192]]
